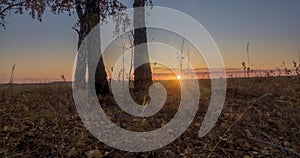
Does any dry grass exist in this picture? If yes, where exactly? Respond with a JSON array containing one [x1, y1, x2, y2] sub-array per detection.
[[0, 77, 299, 157]]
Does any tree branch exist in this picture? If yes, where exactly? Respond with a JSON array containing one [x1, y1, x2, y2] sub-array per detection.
[[0, 1, 25, 15], [71, 26, 80, 34], [75, 0, 84, 21]]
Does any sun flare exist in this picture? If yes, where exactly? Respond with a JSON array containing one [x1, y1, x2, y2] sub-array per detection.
[[176, 75, 182, 80]]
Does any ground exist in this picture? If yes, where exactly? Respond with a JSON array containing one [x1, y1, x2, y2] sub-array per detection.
[[0, 77, 299, 157]]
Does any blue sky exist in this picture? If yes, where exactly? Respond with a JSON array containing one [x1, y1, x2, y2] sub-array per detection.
[[0, 0, 300, 82]]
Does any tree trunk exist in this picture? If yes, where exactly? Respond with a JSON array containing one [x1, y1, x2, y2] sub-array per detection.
[[74, 0, 110, 95], [133, 0, 153, 91]]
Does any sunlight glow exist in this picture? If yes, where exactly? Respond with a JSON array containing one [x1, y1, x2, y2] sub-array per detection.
[[176, 75, 182, 80]]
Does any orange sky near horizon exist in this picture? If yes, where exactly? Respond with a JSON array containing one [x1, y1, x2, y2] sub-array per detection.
[[1, 1, 300, 83]]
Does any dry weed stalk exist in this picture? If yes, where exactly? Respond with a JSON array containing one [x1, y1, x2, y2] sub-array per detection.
[[9, 63, 16, 84], [245, 130, 300, 157], [293, 61, 300, 77], [242, 62, 247, 77], [207, 93, 272, 158], [61, 73, 66, 82]]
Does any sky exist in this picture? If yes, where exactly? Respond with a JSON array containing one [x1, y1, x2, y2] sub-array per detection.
[[0, 0, 300, 82]]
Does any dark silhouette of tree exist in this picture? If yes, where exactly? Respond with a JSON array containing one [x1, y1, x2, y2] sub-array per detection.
[[133, 0, 153, 91], [0, 0, 126, 96]]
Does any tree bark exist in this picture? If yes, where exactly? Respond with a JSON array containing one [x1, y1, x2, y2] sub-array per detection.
[[133, 0, 153, 91], [74, 0, 110, 95]]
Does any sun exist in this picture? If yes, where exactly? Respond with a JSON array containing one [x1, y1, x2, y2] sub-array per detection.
[[176, 75, 182, 80]]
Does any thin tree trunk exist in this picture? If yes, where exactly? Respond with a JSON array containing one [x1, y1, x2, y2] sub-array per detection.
[[74, 1, 86, 88], [133, 0, 153, 91], [74, 0, 110, 95], [128, 31, 134, 88]]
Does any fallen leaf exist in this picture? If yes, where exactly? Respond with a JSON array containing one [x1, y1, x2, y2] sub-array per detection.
[[85, 150, 95, 158], [3, 126, 9, 132], [104, 151, 110, 156], [283, 141, 289, 147], [67, 147, 77, 157], [94, 149, 102, 158]]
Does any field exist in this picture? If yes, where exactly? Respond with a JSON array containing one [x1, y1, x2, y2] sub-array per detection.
[[0, 77, 300, 157]]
